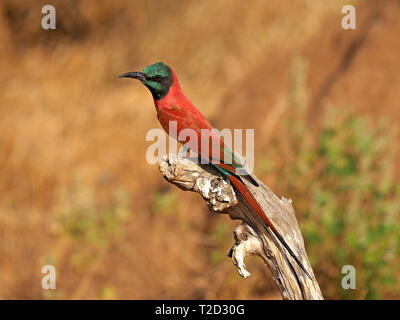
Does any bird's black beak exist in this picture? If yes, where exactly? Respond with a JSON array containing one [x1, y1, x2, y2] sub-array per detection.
[[118, 71, 147, 81]]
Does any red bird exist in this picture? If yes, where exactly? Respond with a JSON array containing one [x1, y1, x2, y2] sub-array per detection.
[[120, 62, 311, 279]]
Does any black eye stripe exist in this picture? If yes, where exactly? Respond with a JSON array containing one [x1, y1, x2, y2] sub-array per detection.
[[151, 75, 163, 81], [144, 73, 173, 100]]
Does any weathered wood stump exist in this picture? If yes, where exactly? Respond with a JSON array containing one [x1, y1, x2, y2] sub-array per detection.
[[159, 153, 323, 300]]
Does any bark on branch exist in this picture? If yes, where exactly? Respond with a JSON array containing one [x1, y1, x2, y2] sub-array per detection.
[[159, 153, 323, 300]]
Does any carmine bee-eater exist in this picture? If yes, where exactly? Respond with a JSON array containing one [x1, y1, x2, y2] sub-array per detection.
[[119, 62, 311, 279]]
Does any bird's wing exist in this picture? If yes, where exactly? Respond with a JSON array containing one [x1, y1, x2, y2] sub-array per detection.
[[160, 105, 257, 185], [209, 142, 259, 187]]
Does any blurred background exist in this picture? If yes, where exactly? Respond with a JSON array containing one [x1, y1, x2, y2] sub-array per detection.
[[0, 0, 399, 300]]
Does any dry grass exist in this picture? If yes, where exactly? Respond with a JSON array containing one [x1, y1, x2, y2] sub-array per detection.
[[0, 0, 399, 299]]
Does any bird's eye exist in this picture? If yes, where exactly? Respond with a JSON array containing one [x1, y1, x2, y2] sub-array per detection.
[[152, 75, 162, 81]]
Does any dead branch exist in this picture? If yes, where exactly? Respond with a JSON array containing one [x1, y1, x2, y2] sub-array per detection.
[[159, 153, 323, 300]]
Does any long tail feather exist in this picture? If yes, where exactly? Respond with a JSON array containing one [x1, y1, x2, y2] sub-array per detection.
[[213, 164, 311, 279]]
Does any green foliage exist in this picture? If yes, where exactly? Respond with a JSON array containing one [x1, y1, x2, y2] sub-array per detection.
[[150, 191, 177, 215], [209, 224, 230, 264], [261, 57, 400, 299], [57, 184, 131, 273], [100, 286, 117, 300]]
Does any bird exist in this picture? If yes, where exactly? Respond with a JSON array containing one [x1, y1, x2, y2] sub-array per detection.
[[119, 62, 311, 279]]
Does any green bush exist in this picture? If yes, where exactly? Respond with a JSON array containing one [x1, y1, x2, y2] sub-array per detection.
[[261, 58, 400, 299]]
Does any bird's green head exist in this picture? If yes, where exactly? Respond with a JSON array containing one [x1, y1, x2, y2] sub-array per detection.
[[119, 62, 173, 100]]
